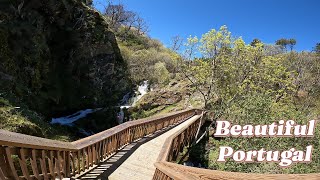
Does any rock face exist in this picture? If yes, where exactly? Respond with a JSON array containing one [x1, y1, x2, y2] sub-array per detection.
[[0, 0, 131, 116]]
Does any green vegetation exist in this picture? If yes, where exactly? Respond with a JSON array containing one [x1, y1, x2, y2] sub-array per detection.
[[0, 0, 131, 140], [0, 96, 75, 141], [275, 38, 297, 51], [102, 2, 178, 86], [175, 25, 320, 173], [1, 0, 319, 175]]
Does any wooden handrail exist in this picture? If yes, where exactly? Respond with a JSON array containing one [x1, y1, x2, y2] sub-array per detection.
[[156, 114, 204, 162], [0, 108, 199, 179], [153, 111, 320, 180], [0, 130, 76, 151], [154, 162, 320, 180]]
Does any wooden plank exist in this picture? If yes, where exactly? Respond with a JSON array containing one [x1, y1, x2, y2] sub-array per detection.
[[102, 139, 107, 159], [77, 151, 84, 174], [155, 162, 320, 180], [89, 146, 93, 167], [48, 151, 55, 180], [98, 141, 102, 161], [70, 152, 75, 175], [62, 151, 66, 176], [56, 151, 62, 180], [0, 147, 12, 179], [0, 147, 9, 180], [77, 151, 81, 173], [0, 130, 76, 151], [30, 150, 40, 179], [40, 150, 49, 180], [18, 148, 31, 180], [84, 148, 88, 170], [65, 151, 70, 177], [4, 147, 20, 179], [92, 144, 97, 165], [0, 167, 7, 180]]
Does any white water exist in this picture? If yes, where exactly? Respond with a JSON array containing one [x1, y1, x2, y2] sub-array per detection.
[[51, 108, 102, 125], [132, 80, 149, 107], [119, 80, 149, 109], [51, 81, 149, 126], [117, 80, 149, 124]]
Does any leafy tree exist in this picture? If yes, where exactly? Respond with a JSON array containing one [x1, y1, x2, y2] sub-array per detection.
[[288, 38, 297, 51], [250, 38, 262, 47], [275, 38, 289, 51], [182, 26, 295, 119], [275, 38, 296, 51], [153, 62, 170, 85]]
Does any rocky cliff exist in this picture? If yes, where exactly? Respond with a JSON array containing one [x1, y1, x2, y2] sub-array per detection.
[[0, 0, 131, 117]]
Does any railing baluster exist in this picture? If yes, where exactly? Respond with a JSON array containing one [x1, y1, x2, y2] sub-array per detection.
[[70, 152, 76, 175], [18, 148, 31, 180], [65, 151, 71, 177], [0, 147, 10, 179], [0, 167, 6, 180], [77, 151, 81, 173], [92, 144, 97, 165], [4, 147, 20, 179], [88, 146, 93, 167], [62, 151, 67, 176], [30, 149, 40, 179], [56, 151, 62, 179], [40, 150, 49, 180], [48, 151, 56, 179]]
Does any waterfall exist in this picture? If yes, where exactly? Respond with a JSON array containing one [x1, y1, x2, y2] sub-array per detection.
[[50, 81, 149, 127], [51, 108, 102, 126], [117, 80, 149, 124]]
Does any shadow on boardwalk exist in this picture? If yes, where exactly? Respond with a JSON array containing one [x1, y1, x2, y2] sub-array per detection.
[[75, 124, 177, 180]]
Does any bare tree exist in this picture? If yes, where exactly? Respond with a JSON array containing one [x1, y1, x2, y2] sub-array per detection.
[[170, 35, 183, 52], [104, 2, 149, 36], [104, 3, 135, 30], [135, 16, 148, 35]]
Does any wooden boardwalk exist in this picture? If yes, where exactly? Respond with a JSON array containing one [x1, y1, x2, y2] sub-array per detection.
[[78, 115, 200, 180], [2, 108, 319, 180]]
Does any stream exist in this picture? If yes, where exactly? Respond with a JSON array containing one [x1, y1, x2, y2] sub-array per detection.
[[50, 81, 149, 135]]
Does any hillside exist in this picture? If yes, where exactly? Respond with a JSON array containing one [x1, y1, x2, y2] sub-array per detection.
[[0, 0, 131, 140]]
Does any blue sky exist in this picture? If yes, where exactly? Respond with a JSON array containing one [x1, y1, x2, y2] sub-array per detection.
[[94, 0, 320, 51]]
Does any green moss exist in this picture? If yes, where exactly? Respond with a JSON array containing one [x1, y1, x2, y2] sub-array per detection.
[[0, 96, 76, 141]]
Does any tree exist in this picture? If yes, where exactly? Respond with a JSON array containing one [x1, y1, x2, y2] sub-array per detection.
[[170, 35, 183, 52], [181, 26, 295, 119], [275, 38, 296, 51], [104, 2, 148, 35], [153, 62, 170, 85], [105, 3, 132, 29], [314, 43, 320, 54], [135, 16, 149, 35], [250, 38, 262, 47], [288, 38, 297, 51], [275, 38, 289, 51]]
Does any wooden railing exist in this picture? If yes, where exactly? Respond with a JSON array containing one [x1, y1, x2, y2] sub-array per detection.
[[0, 109, 198, 180], [153, 113, 320, 180]]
